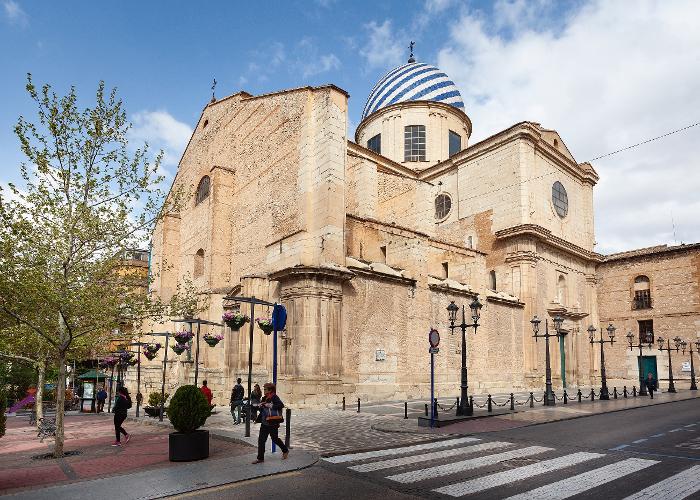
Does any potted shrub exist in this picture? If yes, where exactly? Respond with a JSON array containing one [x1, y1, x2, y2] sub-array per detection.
[[203, 333, 224, 347], [144, 391, 169, 417], [222, 311, 249, 330], [256, 317, 274, 335], [167, 385, 211, 461]]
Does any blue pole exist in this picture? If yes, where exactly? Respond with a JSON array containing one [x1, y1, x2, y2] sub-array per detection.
[[272, 328, 277, 453], [430, 352, 435, 428]]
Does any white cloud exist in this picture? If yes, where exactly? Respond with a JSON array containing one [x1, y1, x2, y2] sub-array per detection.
[[129, 110, 192, 177], [296, 38, 341, 78], [3, 0, 27, 26], [359, 20, 404, 70], [437, 0, 700, 253]]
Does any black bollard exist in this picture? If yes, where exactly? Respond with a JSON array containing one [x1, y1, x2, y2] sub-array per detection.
[[487, 394, 492, 413], [633, 386, 637, 397], [404, 401, 408, 419], [623, 386, 628, 398], [342, 396, 345, 411], [469, 395, 474, 413], [529, 392, 534, 408], [577, 389, 582, 403], [563, 390, 568, 404], [613, 387, 618, 399], [425, 403, 428, 416], [543, 391, 547, 406], [357, 398, 360, 413], [590, 388, 595, 402], [284, 408, 291, 448], [434, 398, 439, 419], [510, 393, 515, 411]]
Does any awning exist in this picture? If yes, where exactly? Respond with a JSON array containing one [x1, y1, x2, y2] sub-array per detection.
[[77, 369, 108, 380]]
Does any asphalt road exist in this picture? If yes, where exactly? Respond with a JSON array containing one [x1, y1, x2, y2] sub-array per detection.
[[175, 398, 700, 499]]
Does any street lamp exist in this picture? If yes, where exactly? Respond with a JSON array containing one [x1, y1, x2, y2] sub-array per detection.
[[680, 339, 699, 391], [531, 315, 563, 406], [588, 323, 616, 400], [626, 331, 653, 396], [658, 336, 682, 393], [447, 296, 482, 416]]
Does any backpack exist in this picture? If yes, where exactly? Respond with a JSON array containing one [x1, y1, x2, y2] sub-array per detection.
[[125, 396, 133, 409]]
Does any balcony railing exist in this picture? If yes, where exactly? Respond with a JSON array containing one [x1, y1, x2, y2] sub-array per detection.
[[632, 297, 653, 310]]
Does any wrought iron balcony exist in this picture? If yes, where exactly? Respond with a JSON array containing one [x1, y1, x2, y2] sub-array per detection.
[[632, 297, 653, 310]]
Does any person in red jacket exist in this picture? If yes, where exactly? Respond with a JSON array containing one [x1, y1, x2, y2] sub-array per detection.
[[200, 380, 213, 406]]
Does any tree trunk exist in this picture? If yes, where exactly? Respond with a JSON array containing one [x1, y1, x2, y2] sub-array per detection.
[[53, 351, 67, 458], [35, 360, 45, 427]]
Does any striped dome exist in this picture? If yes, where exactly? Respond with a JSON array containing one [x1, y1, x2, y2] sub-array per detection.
[[361, 62, 464, 120]]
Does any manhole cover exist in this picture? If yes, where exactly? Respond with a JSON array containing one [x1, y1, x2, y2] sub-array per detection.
[[32, 450, 82, 460], [502, 458, 539, 468]]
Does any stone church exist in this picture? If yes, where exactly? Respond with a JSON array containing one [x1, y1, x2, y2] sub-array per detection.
[[140, 56, 699, 407]]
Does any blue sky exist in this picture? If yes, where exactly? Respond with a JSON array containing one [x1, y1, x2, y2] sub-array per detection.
[[2, 0, 699, 253]]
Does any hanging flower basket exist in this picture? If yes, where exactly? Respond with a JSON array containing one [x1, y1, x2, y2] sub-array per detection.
[[127, 359, 138, 366], [171, 343, 187, 355], [174, 331, 194, 344], [100, 356, 118, 368], [256, 318, 274, 335], [145, 343, 161, 354], [204, 333, 224, 347], [144, 350, 158, 361], [222, 311, 249, 330]]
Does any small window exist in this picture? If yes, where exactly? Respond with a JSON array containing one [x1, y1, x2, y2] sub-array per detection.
[[552, 181, 568, 218], [467, 236, 473, 249], [639, 319, 654, 344], [367, 134, 381, 154], [194, 249, 205, 278], [202, 119, 209, 129], [435, 194, 451, 220], [442, 262, 449, 279], [195, 176, 211, 205], [489, 270, 497, 291], [633, 275, 652, 309], [404, 125, 426, 162], [380, 245, 387, 263], [553, 138, 558, 147], [449, 130, 461, 157], [557, 275, 567, 306]]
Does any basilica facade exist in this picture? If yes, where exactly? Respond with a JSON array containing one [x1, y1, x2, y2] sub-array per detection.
[[138, 58, 698, 407]]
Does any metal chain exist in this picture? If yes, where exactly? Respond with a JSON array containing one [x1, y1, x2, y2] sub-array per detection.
[[533, 395, 544, 402], [494, 399, 509, 407], [436, 401, 457, 411]]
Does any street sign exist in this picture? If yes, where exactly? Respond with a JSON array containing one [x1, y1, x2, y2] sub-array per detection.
[[682, 361, 691, 372], [429, 328, 440, 348], [429, 347, 439, 354]]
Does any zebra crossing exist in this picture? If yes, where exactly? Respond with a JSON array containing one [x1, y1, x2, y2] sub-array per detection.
[[321, 437, 700, 499]]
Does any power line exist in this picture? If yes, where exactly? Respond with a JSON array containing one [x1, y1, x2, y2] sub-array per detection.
[[587, 122, 700, 162]]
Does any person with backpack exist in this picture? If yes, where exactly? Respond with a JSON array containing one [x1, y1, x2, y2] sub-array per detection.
[[111, 386, 132, 446], [230, 378, 245, 425], [252, 382, 288, 464]]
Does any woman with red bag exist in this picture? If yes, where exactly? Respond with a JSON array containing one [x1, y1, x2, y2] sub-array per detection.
[[252, 383, 289, 463]]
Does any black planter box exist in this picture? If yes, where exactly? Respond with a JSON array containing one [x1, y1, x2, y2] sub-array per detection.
[[144, 406, 161, 418], [169, 429, 209, 462]]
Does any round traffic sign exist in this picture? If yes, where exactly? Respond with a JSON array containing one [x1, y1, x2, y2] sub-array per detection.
[[429, 328, 440, 348]]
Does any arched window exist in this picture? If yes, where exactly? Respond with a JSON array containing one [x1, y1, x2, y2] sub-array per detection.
[[489, 270, 497, 291], [194, 249, 205, 278], [195, 176, 210, 205], [557, 275, 567, 306], [633, 275, 651, 309], [435, 194, 452, 220]]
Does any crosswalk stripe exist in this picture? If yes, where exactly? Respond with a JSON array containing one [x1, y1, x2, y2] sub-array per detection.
[[622, 465, 700, 500], [433, 451, 604, 497], [386, 446, 553, 484], [504, 458, 658, 500], [321, 437, 480, 464], [349, 441, 513, 472]]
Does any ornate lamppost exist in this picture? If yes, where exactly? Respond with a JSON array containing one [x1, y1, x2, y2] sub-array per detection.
[[626, 331, 653, 396], [530, 315, 563, 406], [447, 296, 483, 416], [588, 323, 616, 400], [658, 336, 682, 393], [680, 339, 699, 391]]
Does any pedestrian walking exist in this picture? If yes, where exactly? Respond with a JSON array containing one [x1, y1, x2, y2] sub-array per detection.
[[96, 386, 108, 413], [112, 387, 132, 446], [230, 378, 244, 425], [646, 372, 657, 399], [252, 382, 289, 464], [200, 380, 213, 406], [250, 383, 262, 421]]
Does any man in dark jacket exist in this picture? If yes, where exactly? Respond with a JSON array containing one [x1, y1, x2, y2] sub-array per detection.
[[230, 378, 244, 425], [252, 382, 289, 463], [96, 387, 108, 413], [646, 372, 657, 399]]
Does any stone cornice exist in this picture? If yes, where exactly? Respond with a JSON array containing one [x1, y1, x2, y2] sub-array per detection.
[[269, 265, 354, 283], [347, 142, 420, 180], [210, 164, 236, 175], [486, 295, 525, 308], [428, 282, 478, 298], [495, 224, 604, 263], [546, 303, 589, 320], [348, 266, 417, 286]]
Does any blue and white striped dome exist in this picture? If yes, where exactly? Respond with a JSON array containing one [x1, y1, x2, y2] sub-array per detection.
[[361, 62, 465, 120]]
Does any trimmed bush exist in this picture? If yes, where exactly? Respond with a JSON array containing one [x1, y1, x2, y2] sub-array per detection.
[[148, 391, 169, 407], [0, 387, 7, 439], [167, 386, 210, 433]]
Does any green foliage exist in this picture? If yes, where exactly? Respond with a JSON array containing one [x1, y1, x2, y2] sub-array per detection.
[[0, 386, 7, 438], [167, 385, 211, 433], [148, 391, 169, 407]]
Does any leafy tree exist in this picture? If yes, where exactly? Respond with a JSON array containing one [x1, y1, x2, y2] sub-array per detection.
[[0, 75, 186, 457]]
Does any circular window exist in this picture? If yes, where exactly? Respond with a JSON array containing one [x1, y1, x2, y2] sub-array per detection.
[[435, 194, 452, 220], [552, 181, 568, 218]]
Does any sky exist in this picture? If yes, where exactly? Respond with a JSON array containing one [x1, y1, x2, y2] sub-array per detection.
[[1, 0, 698, 254]]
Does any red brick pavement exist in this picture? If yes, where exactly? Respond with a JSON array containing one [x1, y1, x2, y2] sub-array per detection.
[[0, 414, 250, 494]]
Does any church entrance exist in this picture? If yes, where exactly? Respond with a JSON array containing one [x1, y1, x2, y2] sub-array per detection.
[[639, 356, 658, 383]]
